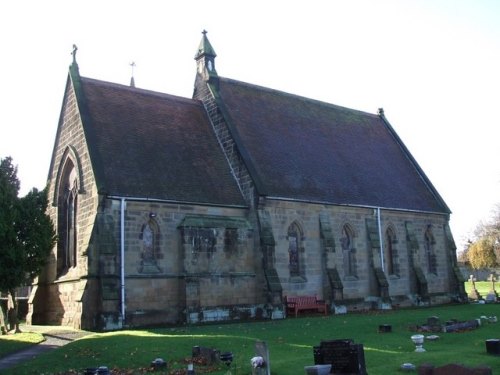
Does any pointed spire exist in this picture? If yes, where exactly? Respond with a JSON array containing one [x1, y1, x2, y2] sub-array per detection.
[[195, 30, 217, 59], [195, 30, 218, 81]]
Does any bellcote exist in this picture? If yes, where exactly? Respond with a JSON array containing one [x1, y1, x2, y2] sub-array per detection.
[[195, 30, 218, 81]]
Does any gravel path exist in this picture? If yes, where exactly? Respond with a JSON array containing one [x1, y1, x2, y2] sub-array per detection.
[[0, 326, 91, 371]]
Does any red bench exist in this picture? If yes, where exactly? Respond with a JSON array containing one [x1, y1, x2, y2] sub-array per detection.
[[285, 295, 328, 317]]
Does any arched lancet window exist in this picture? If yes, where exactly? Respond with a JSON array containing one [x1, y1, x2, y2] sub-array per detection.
[[139, 218, 162, 273], [385, 227, 396, 275], [287, 222, 303, 277], [340, 224, 356, 277], [424, 225, 437, 274], [57, 159, 78, 277]]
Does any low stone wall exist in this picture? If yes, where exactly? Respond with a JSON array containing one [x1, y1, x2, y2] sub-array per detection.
[[458, 266, 500, 281]]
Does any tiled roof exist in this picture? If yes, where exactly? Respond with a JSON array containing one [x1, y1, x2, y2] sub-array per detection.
[[216, 77, 449, 213], [77, 77, 245, 206]]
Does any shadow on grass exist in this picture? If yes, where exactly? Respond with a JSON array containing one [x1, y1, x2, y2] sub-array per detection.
[[2, 303, 500, 374], [0, 332, 45, 358]]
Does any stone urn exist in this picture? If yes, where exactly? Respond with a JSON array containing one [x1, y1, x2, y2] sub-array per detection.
[[411, 334, 426, 352]]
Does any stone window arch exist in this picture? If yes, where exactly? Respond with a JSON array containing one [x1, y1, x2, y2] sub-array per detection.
[[287, 221, 304, 277], [385, 226, 399, 276], [138, 218, 161, 273], [424, 225, 437, 274], [340, 224, 356, 278], [56, 158, 79, 277]]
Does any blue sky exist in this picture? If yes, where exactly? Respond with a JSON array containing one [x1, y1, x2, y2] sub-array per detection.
[[1, 0, 499, 250]]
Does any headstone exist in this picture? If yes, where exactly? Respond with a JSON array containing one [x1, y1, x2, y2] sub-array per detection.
[[314, 339, 367, 375], [443, 319, 479, 333], [150, 358, 167, 370], [378, 324, 392, 333], [468, 275, 482, 300], [486, 274, 498, 301], [425, 316, 442, 332], [485, 339, 500, 355], [192, 346, 220, 365], [488, 274, 497, 292], [252, 340, 270, 375], [485, 292, 497, 303], [427, 316, 440, 327]]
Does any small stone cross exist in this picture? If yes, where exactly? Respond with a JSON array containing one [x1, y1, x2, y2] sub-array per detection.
[[468, 274, 482, 300], [468, 274, 476, 288]]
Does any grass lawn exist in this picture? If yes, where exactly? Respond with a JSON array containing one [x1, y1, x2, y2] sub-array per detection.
[[464, 281, 496, 297], [1, 302, 500, 374], [0, 331, 45, 358]]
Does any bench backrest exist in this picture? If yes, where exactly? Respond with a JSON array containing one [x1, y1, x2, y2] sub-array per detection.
[[287, 296, 318, 305]]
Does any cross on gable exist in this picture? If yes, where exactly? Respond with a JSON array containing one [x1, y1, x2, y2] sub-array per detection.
[[71, 44, 78, 63]]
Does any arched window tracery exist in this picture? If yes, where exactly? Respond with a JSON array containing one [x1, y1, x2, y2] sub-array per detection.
[[385, 227, 397, 275], [57, 159, 78, 277], [340, 224, 356, 277], [424, 225, 437, 274], [287, 221, 303, 277]]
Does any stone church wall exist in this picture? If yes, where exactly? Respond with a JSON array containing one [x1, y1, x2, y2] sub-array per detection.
[[28, 79, 99, 329], [261, 198, 455, 308], [99, 199, 264, 328]]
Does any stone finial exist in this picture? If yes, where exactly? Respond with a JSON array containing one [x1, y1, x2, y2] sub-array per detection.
[[130, 62, 136, 88]]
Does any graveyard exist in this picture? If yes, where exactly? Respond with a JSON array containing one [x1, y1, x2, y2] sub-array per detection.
[[0, 276, 498, 374]]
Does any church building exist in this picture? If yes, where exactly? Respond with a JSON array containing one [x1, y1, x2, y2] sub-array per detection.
[[27, 32, 465, 330]]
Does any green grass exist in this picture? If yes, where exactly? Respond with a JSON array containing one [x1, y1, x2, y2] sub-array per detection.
[[2, 303, 500, 374], [0, 332, 45, 358], [464, 281, 496, 297]]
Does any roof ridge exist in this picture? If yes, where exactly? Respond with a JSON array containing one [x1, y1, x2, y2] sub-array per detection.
[[218, 76, 380, 118], [80, 76, 198, 105]]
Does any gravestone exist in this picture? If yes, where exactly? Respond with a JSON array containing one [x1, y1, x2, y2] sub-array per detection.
[[488, 274, 497, 292], [485, 339, 500, 355], [485, 274, 498, 302], [427, 316, 443, 332], [252, 340, 270, 375], [314, 339, 367, 375], [485, 292, 496, 303], [427, 316, 440, 327], [378, 324, 392, 333], [443, 319, 479, 333], [467, 275, 481, 300], [192, 346, 219, 365]]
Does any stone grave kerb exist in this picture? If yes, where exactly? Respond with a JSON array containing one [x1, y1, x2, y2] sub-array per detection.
[[252, 340, 270, 375]]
